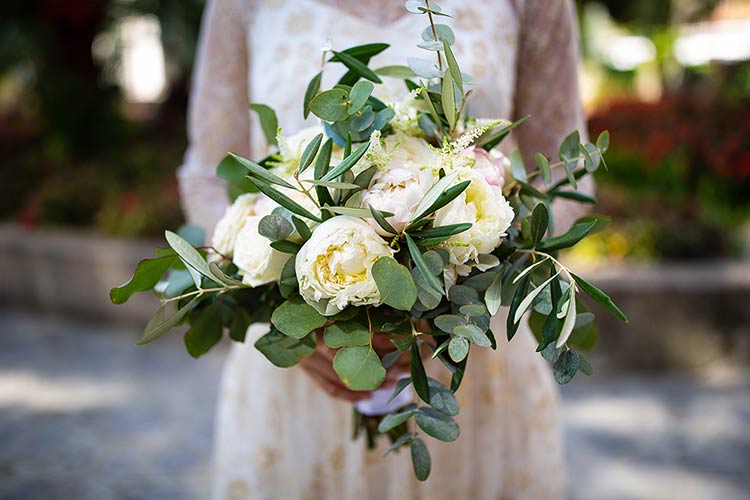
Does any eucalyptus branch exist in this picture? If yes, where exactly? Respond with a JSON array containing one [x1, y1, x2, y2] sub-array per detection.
[[161, 284, 247, 305], [515, 249, 575, 284], [293, 171, 322, 208], [424, 0, 443, 71], [526, 149, 605, 182]]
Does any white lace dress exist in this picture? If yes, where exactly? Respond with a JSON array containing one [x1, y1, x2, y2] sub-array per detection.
[[178, 1, 590, 498]]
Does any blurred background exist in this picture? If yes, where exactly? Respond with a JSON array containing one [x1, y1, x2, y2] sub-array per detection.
[[0, 0, 748, 499]]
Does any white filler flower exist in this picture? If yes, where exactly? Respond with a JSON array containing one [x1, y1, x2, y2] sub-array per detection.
[[295, 216, 394, 315], [233, 215, 289, 287]]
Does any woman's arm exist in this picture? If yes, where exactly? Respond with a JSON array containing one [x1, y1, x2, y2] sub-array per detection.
[[512, 0, 593, 232], [177, 0, 250, 238]]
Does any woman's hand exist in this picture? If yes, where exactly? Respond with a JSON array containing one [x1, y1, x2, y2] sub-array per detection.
[[298, 330, 418, 403]]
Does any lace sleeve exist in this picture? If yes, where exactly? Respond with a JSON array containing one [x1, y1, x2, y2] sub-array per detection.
[[512, 0, 593, 233], [177, 0, 250, 238]]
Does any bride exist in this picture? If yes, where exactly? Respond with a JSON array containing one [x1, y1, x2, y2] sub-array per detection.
[[178, 0, 591, 498]]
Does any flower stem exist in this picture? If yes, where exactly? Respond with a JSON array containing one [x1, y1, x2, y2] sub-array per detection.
[[424, 0, 443, 71]]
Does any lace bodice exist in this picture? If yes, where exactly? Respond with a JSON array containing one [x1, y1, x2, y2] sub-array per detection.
[[177, 0, 589, 236]]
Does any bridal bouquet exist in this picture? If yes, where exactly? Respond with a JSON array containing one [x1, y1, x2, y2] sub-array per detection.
[[111, 0, 627, 480]]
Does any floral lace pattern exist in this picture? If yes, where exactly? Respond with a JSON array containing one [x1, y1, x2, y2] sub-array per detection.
[[178, 0, 587, 498]]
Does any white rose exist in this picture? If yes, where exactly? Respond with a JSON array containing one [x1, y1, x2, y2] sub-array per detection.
[[233, 215, 289, 287], [211, 193, 262, 257], [295, 216, 394, 315], [434, 171, 515, 276]]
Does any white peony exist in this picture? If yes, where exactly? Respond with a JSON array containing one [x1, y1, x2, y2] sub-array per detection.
[[233, 215, 290, 287], [383, 133, 440, 171], [434, 170, 515, 276], [211, 193, 263, 257], [361, 166, 434, 235], [295, 216, 394, 315]]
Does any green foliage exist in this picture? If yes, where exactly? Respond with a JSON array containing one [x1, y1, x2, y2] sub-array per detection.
[[333, 346, 386, 390], [410, 438, 431, 481], [553, 349, 579, 384], [415, 407, 459, 442], [184, 301, 223, 358], [110, 255, 174, 304], [249, 104, 279, 147], [309, 88, 351, 122], [255, 328, 316, 368], [372, 257, 418, 311], [271, 296, 327, 339], [324, 321, 370, 348]]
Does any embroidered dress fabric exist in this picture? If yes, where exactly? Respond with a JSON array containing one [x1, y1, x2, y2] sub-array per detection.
[[177, 1, 590, 498]]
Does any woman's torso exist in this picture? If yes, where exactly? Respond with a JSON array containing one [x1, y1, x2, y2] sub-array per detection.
[[244, 0, 521, 157]]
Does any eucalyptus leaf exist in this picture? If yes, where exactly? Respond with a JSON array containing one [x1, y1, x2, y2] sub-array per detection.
[[415, 407, 460, 442], [411, 438, 431, 481], [510, 149, 527, 182], [535, 153, 551, 184], [348, 80, 375, 114], [333, 346, 386, 391], [110, 255, 174, 304], [553, 349, 579, 384], [427, 378, 459, 416], [350, 105, 375, 131], [249, 103, 278, 146], [184, 301, 223, 358], [434, 314, 465, 333], [373, 257, 418, 311], [324, 321, 370, 348], [378, 406, 417, 433], [258, 214, 294, 241], [271, 296, 327, 339], [596, 130, 610, 152], [448, 336, 469, 362], [309, 88, 350, 122], [254, 328, 316, 368], [407, 57, 443, 79]]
